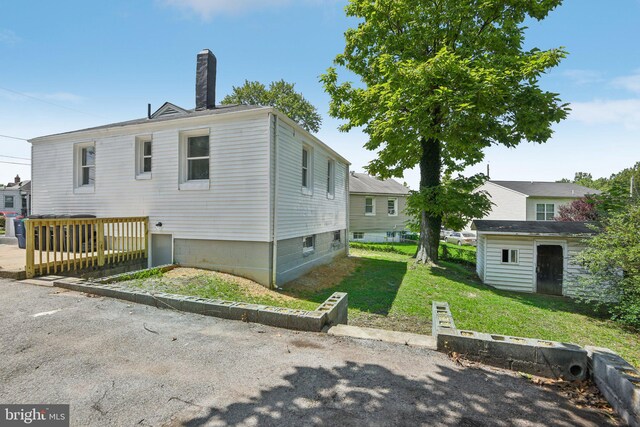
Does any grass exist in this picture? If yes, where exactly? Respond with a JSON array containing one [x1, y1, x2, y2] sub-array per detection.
[[120, 246, 640, 367]]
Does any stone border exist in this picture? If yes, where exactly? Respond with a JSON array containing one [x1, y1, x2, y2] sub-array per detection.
[[586, 346, 640, 427], [94, 264, 177, 284], [432, 302, 588, 381], [53, 277, 348, 333]]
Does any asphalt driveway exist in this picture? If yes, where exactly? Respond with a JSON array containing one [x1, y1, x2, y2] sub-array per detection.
[[0, 278, 616, 426]]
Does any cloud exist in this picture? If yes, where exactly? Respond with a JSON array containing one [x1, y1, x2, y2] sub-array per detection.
[[562, 69, 604, 85], [612, 70, 640, 94], [569, 98, 640, 130], [0, 29, 20, 46], [161, 0, 293, 18]]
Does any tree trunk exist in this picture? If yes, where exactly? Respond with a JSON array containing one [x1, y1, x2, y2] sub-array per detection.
[[415, 137, 442, 264]]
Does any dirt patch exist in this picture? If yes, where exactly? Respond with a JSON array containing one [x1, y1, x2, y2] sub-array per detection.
[[289, 339, 324, 349], [284, 255, 362, 292], [162, 267, 300, 303]]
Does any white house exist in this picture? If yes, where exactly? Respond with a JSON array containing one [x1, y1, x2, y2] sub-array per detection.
[[0, 175, 30, 216], [348, 173, 411, 242], [28, 49, 350, 288], [473, 220, 595, 296], [475, 180, 600, 222]]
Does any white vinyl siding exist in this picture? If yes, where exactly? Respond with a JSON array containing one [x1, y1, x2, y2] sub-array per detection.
[[274, 119, 347, 240], [474, 182, 527, 221], [484, 236, 535, 292], [476, 235, 486, 280], [349, 194, 410, 235], [31, 114, 272, 242]]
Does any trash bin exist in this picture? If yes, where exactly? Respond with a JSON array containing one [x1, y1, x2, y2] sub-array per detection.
[[67, 214, 97, 252], [28, 214, 46, 250], [14, 218, 26, 249]]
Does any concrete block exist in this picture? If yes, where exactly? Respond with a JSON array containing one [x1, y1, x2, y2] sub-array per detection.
[[586, 346, 639, 427], [432, 301, 456, 337], [134, 291, 157, 307], [257, 306, 294, 329], [176, 296, 206, 315], [201, 300, 234, 318], [316, 292, 348, 325], [228, 302, 265, 323]]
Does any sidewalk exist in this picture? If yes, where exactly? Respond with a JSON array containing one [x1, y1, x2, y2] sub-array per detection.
[[0, 244, 25, 279]]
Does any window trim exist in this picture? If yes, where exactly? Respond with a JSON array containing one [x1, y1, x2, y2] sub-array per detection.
[[74, 141, 96, 193], [179, 129, 210, 191], [536, 203, 555, 221], [135, 135, 153, 179], [301, 144, 313, 196], [387, 197, 398, 216], [4, 195, 14, 208], [501, 249, 519, 264], [326, 159, 335, 199], [364, 197, 376, 216]]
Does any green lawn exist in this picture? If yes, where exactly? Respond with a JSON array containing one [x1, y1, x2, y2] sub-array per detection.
[[119, 246, 640, 367]]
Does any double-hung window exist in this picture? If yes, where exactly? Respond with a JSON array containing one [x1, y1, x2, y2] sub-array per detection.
[[326, 159, 335, 198], [74, 142, 96, 192], [179, 130, 210, 190], [387, 198, 398, 216], [135, 136, 152, 178], [4, 195, 14, 208], [536, 203, 555, 221], [301, 145, 313, 195], [365, 197, 375, 215]]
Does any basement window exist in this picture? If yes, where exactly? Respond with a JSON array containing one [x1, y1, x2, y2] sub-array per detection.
[[352, 232, 364, 240], [501, 249, 519, 264], [303, 235, 315, 254], [333, 230, 341, 242]]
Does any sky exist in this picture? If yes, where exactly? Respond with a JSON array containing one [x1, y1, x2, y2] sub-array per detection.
[[1, 0, 639, 189]]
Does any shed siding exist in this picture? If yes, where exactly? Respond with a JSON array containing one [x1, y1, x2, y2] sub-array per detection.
[[31, 114, 273, 242], [484, 236, 535, 292], [525, 197, 577, 221], [274, 119, 347, 240], [476, 235, 486, 281], [349, 194, 410, 235]]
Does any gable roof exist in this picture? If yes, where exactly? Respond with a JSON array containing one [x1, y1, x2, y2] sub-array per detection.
[[472, 220, 597, 235], [30, 104, 265, 140], [349, 173, 409, 195], [488, 181, 600, 198]]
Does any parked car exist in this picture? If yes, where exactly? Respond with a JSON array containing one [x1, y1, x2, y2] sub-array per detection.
[[446, 231, 477, 246], [440, 228, 453, 241]]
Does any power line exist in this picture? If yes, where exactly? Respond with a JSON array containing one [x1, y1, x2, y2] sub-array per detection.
[[0, 85, 104, 118], [0, 160, 30, 166], [0, 134, 29, 141], [0, 154, 30, 161]]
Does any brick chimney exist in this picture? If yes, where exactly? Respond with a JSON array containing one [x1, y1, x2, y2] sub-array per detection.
[[195, 49, 217, 110], [14, 175, 20, 184]]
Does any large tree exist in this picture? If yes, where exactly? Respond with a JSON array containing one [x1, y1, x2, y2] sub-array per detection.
[[221, 79, 322, 133], [322, 0, 568, 263]]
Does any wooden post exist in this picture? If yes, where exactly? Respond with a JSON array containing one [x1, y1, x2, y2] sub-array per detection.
[[97, 219, 105, 267], [144, 217, 149, 259], [25, 220, 34, 279]]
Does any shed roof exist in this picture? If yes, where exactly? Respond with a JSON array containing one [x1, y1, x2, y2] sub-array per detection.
[[472, 220, 597, 235], [489, 181, 600, 198], [349, 173, 409, 195]]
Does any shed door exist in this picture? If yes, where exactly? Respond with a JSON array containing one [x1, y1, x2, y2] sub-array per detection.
[[151, 234, 173, 267], [536, 245, 563, 295]]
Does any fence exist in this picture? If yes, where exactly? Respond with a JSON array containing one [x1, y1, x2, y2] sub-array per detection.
[[25, 217, 148, 278]]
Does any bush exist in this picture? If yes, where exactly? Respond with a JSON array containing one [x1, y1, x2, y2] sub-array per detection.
[[0, 216, 4, 230]]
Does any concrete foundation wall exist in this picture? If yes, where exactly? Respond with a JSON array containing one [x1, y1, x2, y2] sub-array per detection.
[[174, 238, 272, 287], [276, 229, 346, 285]]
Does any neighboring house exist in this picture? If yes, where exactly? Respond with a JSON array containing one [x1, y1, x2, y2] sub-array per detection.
[[0, 175, 31, 216], [474, 180, 600, 223], [349, 172, 411, 242], [473, 220, 595, 296], [28, 49, 350, 288]]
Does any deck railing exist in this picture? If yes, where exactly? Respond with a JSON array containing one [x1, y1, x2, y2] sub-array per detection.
[[25, 217, 148, 279]]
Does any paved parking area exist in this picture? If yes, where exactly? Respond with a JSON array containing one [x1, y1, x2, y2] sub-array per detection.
[[0, 278, 616, 426]]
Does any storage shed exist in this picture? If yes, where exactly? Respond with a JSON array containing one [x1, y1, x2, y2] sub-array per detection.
[[472, 220, 596, 296]]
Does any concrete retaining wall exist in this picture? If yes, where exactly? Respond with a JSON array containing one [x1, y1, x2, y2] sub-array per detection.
[[53, 277, 348, 333], [432, 302, 588, 381], [587, 346, 640, 427]]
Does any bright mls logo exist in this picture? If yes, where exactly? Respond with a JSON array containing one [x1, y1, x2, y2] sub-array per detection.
[[1, 405, 69, 426]]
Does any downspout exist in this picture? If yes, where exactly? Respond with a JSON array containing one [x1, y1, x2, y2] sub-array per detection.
[[271, 113, 279, 288], [345, 164, 350, 257]]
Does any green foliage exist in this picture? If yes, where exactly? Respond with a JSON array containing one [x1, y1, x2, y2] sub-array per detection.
[[221, 79, 322, 133], [0, 216, 5, 230], [349, 241, 476, 266], [322, 0, 568, 261], [574, 199, 640, 329]]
